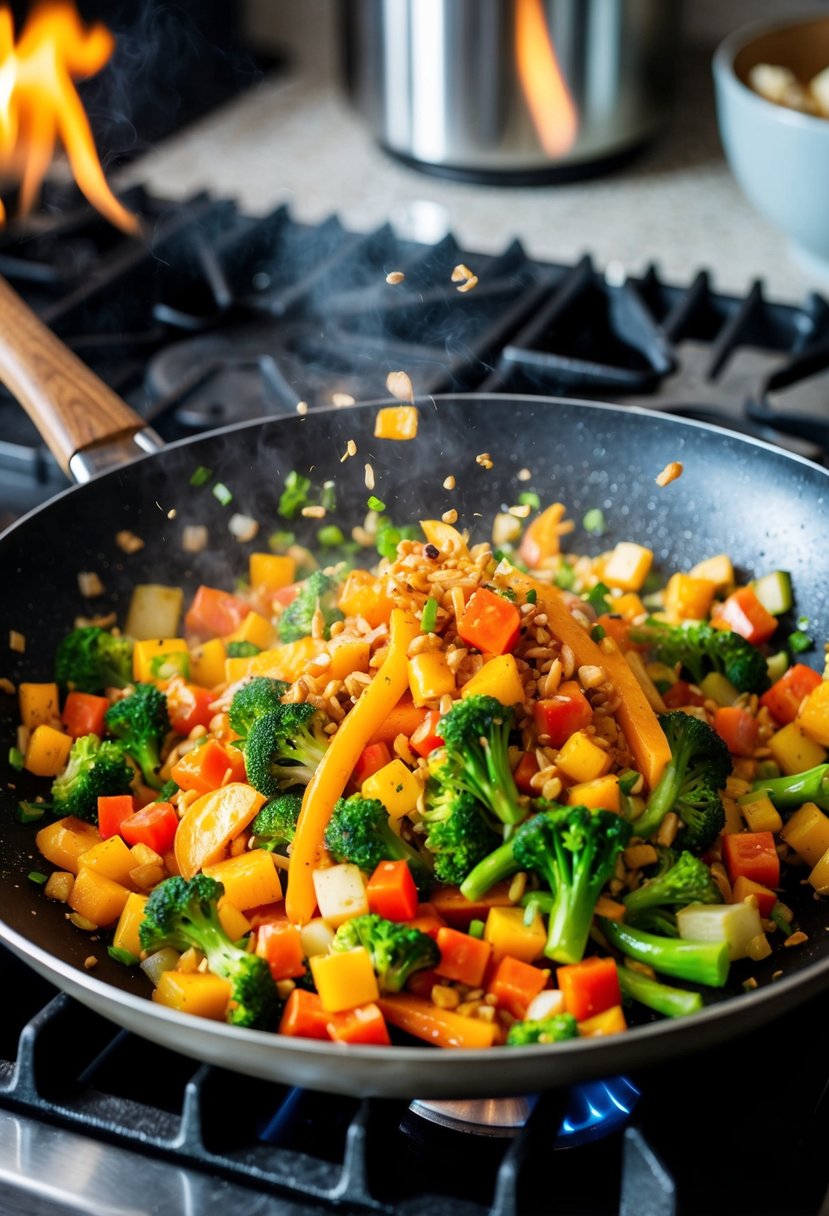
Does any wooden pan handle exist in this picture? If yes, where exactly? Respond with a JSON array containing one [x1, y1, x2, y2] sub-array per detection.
[[0, 275, 150, 476]]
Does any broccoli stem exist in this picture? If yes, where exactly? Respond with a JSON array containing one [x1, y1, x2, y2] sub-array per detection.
[[632, 761, 684, 839], [599, 917, 729, 988], [459, 839, 519, 902], [752, 763, 829, 812], [617, 964, 704, 1018]]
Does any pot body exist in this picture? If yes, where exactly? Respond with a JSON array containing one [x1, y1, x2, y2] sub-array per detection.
[[341, 0, 682, 181]]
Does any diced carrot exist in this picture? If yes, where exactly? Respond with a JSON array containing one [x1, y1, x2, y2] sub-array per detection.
[[279, 989, 330, 1040], [557, 956, 620, 1022], [533, 680, 593, 747], [435, 926, 492, 987], [430, 881, 514, 928], [409, 709, 444, 758], [62, 691, 108, 739], [713, 706, 759, 757], [721, 831, 780, 889], [170, 738, 246, 795], [166, 682, 215, 735], [405, 967, 442, 998], [457, 587, 521, 656], [120, 802, 179, 854], [366, 859, 419, 921], [353, 741, 392, 787], [97, 794, 136, 840], [367, 697, 429, 747], [760, 664, 823, 726], [256, 920, 307, 981], [326, 1003, 391, 1045], [486, 955, 549, 1019], [377, 994, 497, 1049], [184, 585, 251, 640], [710, 586, 777, 646], [513, 751, 540, 795], [595, 614, 631, 650]]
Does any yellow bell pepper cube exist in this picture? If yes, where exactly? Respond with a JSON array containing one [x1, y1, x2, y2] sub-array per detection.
[[152, 970, 231, 1020], [461, 654, 524, 705], [768, 722, 827, 775], [484, 905, 546, 963], [663, 574, 716, 622], [18, 682, 61, 731], [189, 638, 227, 689], [566, 773, 621, 813], [203, 849, 283, 911], [68, 868, 132, 927], [24, 724, 73, 777], [612, 593, 646, 621], [408, 652, 455, 707], [249, 552, 296, 593], [36, 817, 102, 874], [361, 759, 422, 820], [374, 404, 419, 441], [555, 730, 612, 783], [780, 802, 829, 867], [337, 570, 395, 628], [327, 640, 370, 681], [77, 835, 136, 887], [133, 638, 189, 684], [113, 891, 148, 958], [689, 554, 734, 593], [224, 611, 274, 650], [796, 681, 829, 747], [217, 898, 252, 941], [310, 946, 380, 1012], [311, 863, 369, 927], [737, 791, 783, 834], [577, 1004, 627, 1037], [808, 847, 829, 895], [601, 543, 653, 592]]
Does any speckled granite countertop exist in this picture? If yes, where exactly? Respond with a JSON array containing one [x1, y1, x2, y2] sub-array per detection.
[[119, 1, 824, 304]]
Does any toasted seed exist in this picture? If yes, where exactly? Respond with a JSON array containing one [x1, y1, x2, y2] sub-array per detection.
[[332, 392, 355, 407], [385, 270, 405, 285], [656, 461, 683, 487], [296, 399, 309, 415], [386, 370, 414, 403]]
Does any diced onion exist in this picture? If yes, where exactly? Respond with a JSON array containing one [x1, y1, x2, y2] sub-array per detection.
[[228, 513, 259, 542], [140, 947, 180, 987]]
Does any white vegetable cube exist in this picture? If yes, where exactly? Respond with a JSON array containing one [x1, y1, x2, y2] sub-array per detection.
[[299, 917, 336, 958], [676, 901, 764, 961], [525, 989, 566, 1021], [312, 863, 369, 927]]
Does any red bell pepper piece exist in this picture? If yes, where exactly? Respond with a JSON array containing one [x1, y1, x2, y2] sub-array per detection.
[[760, 663, 822, 725], [434, 926, 492, 987], [255, 920, 307, 981], [170, 737, 246, 795], [97, 793, 136, 840], [457, 587, 521, 656], [721, 831, 780, 890], [184, 585, 251, 639], [279, 989, 330, 1040], [62, 691, 109, 740], [713, 706, 760, 757], [366, 859, 419, 921], [326, 1003, 391, 1045], [532, 680, 592, 747], [409, 709, 444, 758], [557, 956, 620, 1022], [352, 741, 392, 787], [710, 586, 777, 646], [513, 750, 540, 795], [486, 955, 549, 1019], [120, 801, 178, 854], [166, 682, 215, 736], [662, 680, 705, 710]]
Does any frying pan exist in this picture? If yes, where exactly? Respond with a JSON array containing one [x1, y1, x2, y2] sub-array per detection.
[[0, 277, 828, 1099]]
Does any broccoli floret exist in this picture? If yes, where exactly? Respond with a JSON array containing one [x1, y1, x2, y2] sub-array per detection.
[[599, 917, 729, 988], [324, 795, 431, 891], [139, 874, 280, 1030], [244, 703, 329, 797], [623, 849, 722, 916], [513, 805, 632, 964], [437, 695, 525, 827], [629, 619, 769, 694], [55, 627, 134, 694], [459, 837, 523, 902], [506, 1013, 579, 1046], [616, 965, 703, 1018], [421, 771, 500, 887], [251, 791, 303, 850], [104, 683, 170, 790], [50, 734, 134, 822], [632, 712, 730, 853], [331, 913, 439, 993], [277, 571, 343, 643], [228, 677, 289, 743], [752, 762, 829, 812]]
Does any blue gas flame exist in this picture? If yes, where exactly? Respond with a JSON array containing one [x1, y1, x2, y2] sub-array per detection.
[[556, 1076, 640, 1147]]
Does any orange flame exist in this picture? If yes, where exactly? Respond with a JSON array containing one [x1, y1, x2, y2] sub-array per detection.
[[515, 0, 578, 158], [0, 2, 137, 232]]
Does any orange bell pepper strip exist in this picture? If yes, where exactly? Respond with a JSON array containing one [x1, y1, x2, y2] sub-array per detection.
[[285, 609, 419, 924], [500, 572, 671, 791], [377, 993, 497, 1049]]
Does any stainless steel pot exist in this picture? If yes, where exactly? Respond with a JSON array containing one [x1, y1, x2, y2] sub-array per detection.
[[341, 0, 682, 182]]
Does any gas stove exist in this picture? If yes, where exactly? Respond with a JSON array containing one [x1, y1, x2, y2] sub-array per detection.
[[2, 186, 829, 1216]]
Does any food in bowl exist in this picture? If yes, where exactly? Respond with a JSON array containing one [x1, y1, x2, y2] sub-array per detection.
[[7, 472, 828, 1049], [749, 62, 829, 118]]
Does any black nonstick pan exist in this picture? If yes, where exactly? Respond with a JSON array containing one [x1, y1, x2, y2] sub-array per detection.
[[0, 278, 827, 1098]]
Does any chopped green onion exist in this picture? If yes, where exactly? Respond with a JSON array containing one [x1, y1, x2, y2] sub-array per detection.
[[150, 652, 191, 680], [525, 588, 537, 605], [367, 495, 386, 513], [586, 582, 612, 615], [590, 624, 606, 642], [618, 770, 641, 795], [788, 630, 812, 654], [583, 508, 606, 535], [212, 482, 233, 506], [8, 746, 24, 772], [553, 562, 576, 590], [108, 945, 139, 966], [518, 491, 540, 509], [278, 471, 312, 519], [27, 871, 48, 885], [468, 919, 485, 939], [16, 802, 45, 823], [269, 530, 296, 551], [226, 641, 261, 658], [189, 465, 212, 487], [495, 585, 517, 602], [321, 481, 337, 512], [421, 598, 439, 633], [770, 902, 793, 938], [317, 525, 345, 548]]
